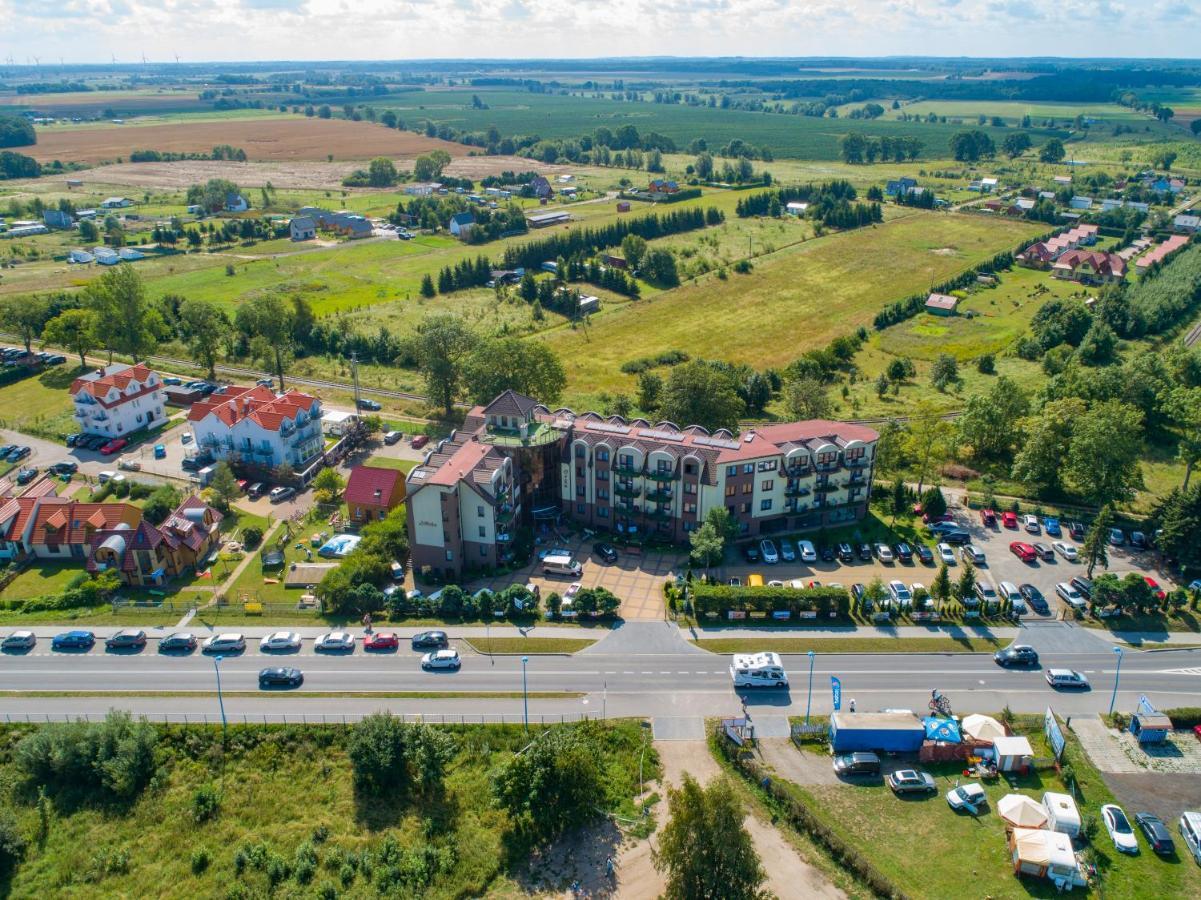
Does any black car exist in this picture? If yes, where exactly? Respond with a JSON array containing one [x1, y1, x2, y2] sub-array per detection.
[[15, 467, 38, 485], [837, 542, 855, 563], [850, 583, 865, 602], [105, 629, 147, 650], [48, 461, 78, 476], [993, 644, 1040, 667], [833, 751, 881, 777], [1068, 521, 1086, 540], [44, 354, 66, 365], [857, 543, 873, 561], [1019, 584, 1049, 615], [1070, 576, 1093, 600], [7, 446, 31, 462], [259, 667, 304, 688], [85, 435, 107, 450], [915, 544, 934, 565], [357, 398, 382, 411], [743, 543, 761, 563], [820, 544, 835, 562], [593, 542, 619, 564], [941, 530, 971, 545], [1134, 813, 1175, 855], [65, 433, 82, 447], [894, 542, 914, 563], [159, 633, 198, 652], [411, 631, 449, 649]]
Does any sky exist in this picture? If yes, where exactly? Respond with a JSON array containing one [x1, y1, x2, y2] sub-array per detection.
[[1, 0, 1199, 64]]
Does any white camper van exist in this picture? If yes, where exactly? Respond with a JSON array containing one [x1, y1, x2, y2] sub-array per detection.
[[542, 554, 583, 577], [730, 652, 789, 689], [1042, 791, 1082, 837]]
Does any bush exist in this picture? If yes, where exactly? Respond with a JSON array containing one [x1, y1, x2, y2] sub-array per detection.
[[15, 710, 158, 800], [691, 584, 850, 619], [192, 783, 221, 823], [347, 715, 455, 795], [190, 847, 210, 875], [241, 525, 263, 548], [0, 809, 26, 877], [1165, 708, 1201, 729]]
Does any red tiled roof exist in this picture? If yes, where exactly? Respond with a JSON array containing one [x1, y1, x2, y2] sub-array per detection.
[[29, 499, 140, 545], [345, 465, 404, 508], [70, 363, 160, 409], [1053, 249, 1126, 278], [1135, 235, 1189, 269], [187, 386, 318, 433]]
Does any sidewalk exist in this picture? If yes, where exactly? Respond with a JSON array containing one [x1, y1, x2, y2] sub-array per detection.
[[683, 624, 1021, 640], [1109, 631, 1201, 647], [13, 623, 603, 640]]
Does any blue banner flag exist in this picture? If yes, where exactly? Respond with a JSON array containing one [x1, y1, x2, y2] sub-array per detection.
[[831, 676, 842, 711]]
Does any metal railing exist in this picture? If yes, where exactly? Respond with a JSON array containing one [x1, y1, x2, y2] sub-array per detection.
[[2, 711, 599, 726]]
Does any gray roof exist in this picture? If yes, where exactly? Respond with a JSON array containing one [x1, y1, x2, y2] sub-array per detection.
[[290, 216, 316, 229], [483, 389, 539, 420]]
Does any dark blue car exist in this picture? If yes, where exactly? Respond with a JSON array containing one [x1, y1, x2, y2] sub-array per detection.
[[51, 630, 95, 651]]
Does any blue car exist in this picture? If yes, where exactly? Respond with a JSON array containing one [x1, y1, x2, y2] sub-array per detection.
[[51, 630, 95, 651], [1043, 517, 1061, 537]]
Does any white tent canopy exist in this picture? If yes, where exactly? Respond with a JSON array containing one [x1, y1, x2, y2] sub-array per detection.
[[962, 713, 1007, 743], [998, 793, 1049, 828]]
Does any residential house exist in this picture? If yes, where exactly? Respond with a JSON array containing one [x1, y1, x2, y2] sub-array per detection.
[[1051, 249, 1126, 284], [117, 247, 144, 261], [86, 495, 222, 587], [332, 213, 372, 239], [785, 201, 809, 216], [980, 177, 999, 192], [225, 193, 249, 213], [925, 293, 960, 316], [1017, 225, 1099, 268], [1100, 198, 1123, 212], [43, 209, 73, 229], [1135, 235, 1190, 272], [1174, 214, 1200, 233], [71, 363, 166, 439], [4, 224, 48, 237], [345, 465, 408, 524], [404, 182, 442, 196], [577, 295, 600, 315], [1037, 191, 1056, 200], [92, 247, 120, 265], [67, 249, 94, 264], [527, 175, 553, 199], [449, 212, 475, 238], [1126, 201, 1150, 214], [26, 499, 140, 562], [885, 177, 918, 197], [1053, 175, 1072, 186], [100, 197, 132, 209], [406, 390, 877, 580], [289, 216, 316, 241], [604, 254, 628, 269], [1012, 197, 1036, 213], [647, 179, 680, 195], [1069, 196, 1093, 210], [187, 386, 324, 474]]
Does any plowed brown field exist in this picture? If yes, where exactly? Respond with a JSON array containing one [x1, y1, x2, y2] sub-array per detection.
[[28, 116, 466, 164]]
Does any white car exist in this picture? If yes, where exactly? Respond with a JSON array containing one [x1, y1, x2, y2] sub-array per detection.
[[1052, 541, 1078, 562], [1, 630, 36, 650], [1046, 668, 1090, 688], [946, 783, 987, 812], [1055, 582, 1086, 609], [888, 580, 912, 608], [260, 631, 302, 652], [797, 540, 817, 563], [202, 633, 246, 654], [421, 649, 462, 670], [760, 539, 779, 564], [960, 544, 985, 564], [1181, 811, 1201, 864], [1023, 515, 1040, 534], [875, 543, 895, 563], [999, 580, 1027, 614], [767, 580, 786, 588], [314, 631, 356, 652], [936, 543, 956, 564], [1102, 804, 1139, 854]]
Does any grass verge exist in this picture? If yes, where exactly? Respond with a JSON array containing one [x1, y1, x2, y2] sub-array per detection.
[[693, 636, 1003, 654], [463, 637, 598, 655], [0, 690, 584, 699]]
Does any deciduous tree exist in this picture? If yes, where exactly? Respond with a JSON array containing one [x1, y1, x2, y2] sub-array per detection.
[[0, 295, 50, 353], [41, 307, 98, 368], [461, 337, 566, 406], [234, 294, 297, 391], [84, 266, 165, 362], [660, 361, 744, 432], [1064, 400, 1144, 507], [414, 313, 473, 417], [178, 298, 227, 381]]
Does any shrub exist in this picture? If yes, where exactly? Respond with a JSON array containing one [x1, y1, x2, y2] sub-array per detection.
[[192, 783, 221, 823], [15, 710, 158, 800], [1165, 707, 1201, 729], [346, 716, 454, 794], [191, 847, 210, 875], [691, 584, 850, 619], [241, 525, 263, 548], [0, 809, 26, 877]]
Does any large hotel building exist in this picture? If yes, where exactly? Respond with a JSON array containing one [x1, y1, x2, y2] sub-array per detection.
[[406, 391, 878, 580]]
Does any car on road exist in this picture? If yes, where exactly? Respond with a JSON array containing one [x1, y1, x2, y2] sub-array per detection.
[[1109, 527, 1126, 546], [1046, 669, 1090, 689], [48, 461, 78, 476], [6, 445, 31, 462], [105, 629, 146, 650], [914, 544, 934, 565], [894, 542, 914, 563], [960, 544, 985, 565], [980, 508, 997, 527], [1043, 517, 1061, 537], [1, 631, 36, 650], [1032, 542, 1054, 562], [159, 632, 197, 652], [1023, 515, 1040, 534], [994, 644, 1039, 667], [1182, 812, 1201, 864], [202, 633, 246, 654], [798, 540, 818, 563], [315, 631, 356, 652], [1052, 541, 1078, 562], [1002, 511, 1019, 529], [421, 649, 462, 670], [593, 541, 618, 563], [364, 632, 400, 651], [259, 667, 304, 688], [98, 437, 127, 455], [833, 752, 881, 777], [1068, 521, 1086, 540], [383, 430, 403, 445], [1102, 804, 1139, 854], [857, 542, 873, 562], [269, 486, 296, 503], [411, 631, 448, 649], [1144, 576, 1166, 601], [779, 539, 797, 562], [1020, 584, 1049, 615], [356, 398, 382, 411], [875, 543, 894, 563], [15, 467, 38, 485], [936, 542, 956, 564], [838, 542, 855, 563], [742, 543, 760, 563], [162, 376, 183, 386], [946, 783, 987, 813], [260, 631, 302, 652], [1055, 582, 1086, 609], [51, 630, 95, 650], [888, 580, 913, 608], [760, 539, 779, 564], [1134, 813, 1175, 856], [1070, 576, 1093, 600], [1009, 541, 1037, 563], [886, 769, 937, 795]]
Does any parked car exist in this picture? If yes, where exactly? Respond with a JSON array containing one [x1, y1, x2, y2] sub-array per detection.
[[1043, 517, 1062, 537], [936, 543, 956, 564], [593, 542, 618, 564], [105, 629, 146, 650], [960, 544, 985, 565], [383, 430, 403, 445], [411, 631, 448, 649], [850, 583, 865, 603], [118, 459, 141, 471], [941, 530, 971, 545], [1002, 511, 1019, 529], [760, 539, 779, 565], [833, 752, 881, 777], [1181, 812, 1201, 864], [259, 667, 304, 688], [797, 540, 817, 563], [1130, 531, 1149, 549], [51, 630, 95, 650], [974, 581, 998, 607], [915, 544, 934, 565], [364, 632, 399, 651], [356, 398, 382, 411], [927, 521, 961, 536], [888, 580, 913, 608], [1055, 583, 1086, 609], [1134, 813, 1175, 856], [7, 445, 31, 462], [1102, 804, 1140, 854], [837, 542, 855, 563], [98, 437, 127, 455], [894, 542, 913, 563], [980, 508, 997, 527], [887, 769, 937, 795], [820, 544, 836, 562], [994, 644, 1039, 667], [15, 467, 38, 485], [159, 632, 197, 652], [1068, 521, 1086, 540], [946, 783, 987, 813], [260, 631, 302, 652], [422, 649, 462, 670], [1144, 576, 1166, 601], [857, 542, 872, 562], [1109, 527, 1126, 546], [875, 543, 894, 563], [1, 631, 36, 650], [1046, 669, 1090, 689], [268, 486, 296, 503], [1031, 542, 1053, 562], [162, 375, 183, 386], [315, 632, 356, 652], [1023, 515, 1040, 534], [411, 434, 429, 449], [202, 633, 246, 654], [779, 539, 797, 562], [1009, 541, 1037, 563], [1070, 576, 1093, 600], [1052, 542, 1078, 562], [1020, 584, 1049, 615], [743, 543, 761, 563]]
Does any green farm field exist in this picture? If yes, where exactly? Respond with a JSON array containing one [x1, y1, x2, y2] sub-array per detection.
[[539, 210, 1044, 402]]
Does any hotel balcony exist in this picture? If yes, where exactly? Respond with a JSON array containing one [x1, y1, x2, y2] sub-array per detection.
[[614, 482, 641, 498], [646, 486, 673, 503], [613, 462, 641, 476], [646, 469, 679, 482], [646, 506, 674, 521], [496, 504, 516, 525], [784, 482, 811, 497]]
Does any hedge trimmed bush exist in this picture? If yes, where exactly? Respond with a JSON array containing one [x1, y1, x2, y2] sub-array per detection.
[[691, 584, 850, 618], [1165, 708, 1201, 729]]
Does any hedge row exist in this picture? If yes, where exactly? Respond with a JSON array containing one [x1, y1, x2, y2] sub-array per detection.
[[1164, 708, 1201, 729], [691, 585, 850, 617]]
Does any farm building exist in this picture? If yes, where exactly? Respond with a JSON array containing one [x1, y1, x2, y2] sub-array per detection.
[[100, 197, 132, 209], [1173, 214, 1200, 233], [404, 183, 441, 196], [289, 216, 316, 241], [925, 293, 960, 316], [786, 201, 809, 216], [577, 295, 600, 315], [68, 249, 94, 264], [526, 211, 571, 228], [616, 201, 631, 213], [449, 212, 475, 238]]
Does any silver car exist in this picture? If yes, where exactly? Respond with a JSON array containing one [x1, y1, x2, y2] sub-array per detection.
[[315, 631, 356, 652], [1, 630, 36, 650], [259, 631, 302, 652], [421, 649, 462, 670], [203, 633, 246, 654]]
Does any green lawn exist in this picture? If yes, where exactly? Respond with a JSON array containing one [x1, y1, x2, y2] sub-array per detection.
[[364, 455, 418, 474], [769, 714, 1201, 899], [463, 637, 598, 654], [0, 364, 85, 440]]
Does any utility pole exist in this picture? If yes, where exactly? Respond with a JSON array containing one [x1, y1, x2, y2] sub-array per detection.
[[350, 352, 362, 412]]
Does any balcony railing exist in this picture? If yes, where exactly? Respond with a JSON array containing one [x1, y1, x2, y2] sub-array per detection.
[[646, 506, 673, 521], [784, 482, 811, 497], [614, 483, 641, 498], [814, 482, 837, 493], [647, 469, 678, 482], [646, 486, 673, 502], [613, 463, 640, 476], [784, 464, 812, 477], [846, 458, 869, 468]]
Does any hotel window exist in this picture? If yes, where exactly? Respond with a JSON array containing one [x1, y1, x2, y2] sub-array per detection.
[[575, 444, 585, 458], [477, 506, 484, 517], [847, 446, 866, 461], [577, 484, 586, 496], [758, 459, 776, 471], [620, 454, 635, 468], [728, 506, 736, 517], [726, 465, 738, 477], [684, 462, 696, 476], [656, 459, 673, 473], [597, 470, 609, 481], [478, 526, 486, 538], [742, 483, 752, 494], [577, 503, 586, 515], [480, 546, 488, 557], [445, 550, 454, 561], [597, 448, 609, 461], [761, 480, 774, 492], [597, 487, 609, 500], [740, 502, 751, 514], [598, 507, 609, 518], [683, 502, 697, 514], [743, 463, 754, 474], [684, 482, 696, 495], [725, 485, 735, 497], [760, 499, 773, 511]]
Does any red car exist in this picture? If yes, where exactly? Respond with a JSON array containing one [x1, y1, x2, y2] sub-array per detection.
[[1009, 541, 1037, 563], [1001, 511, 1019, 529], [411, 434, 429, 449], [923, 512, 954, 525], [363, 632, 399, 651], [980, 508, 997, 527], [99, 437, 128, 455], [1144, 576, 1166, 601]]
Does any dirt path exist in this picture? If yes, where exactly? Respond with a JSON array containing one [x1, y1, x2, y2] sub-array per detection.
[[758, 736, 840, 786]]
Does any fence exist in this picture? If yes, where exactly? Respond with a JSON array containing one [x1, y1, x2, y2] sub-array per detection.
[[1, 711, 599, 727]]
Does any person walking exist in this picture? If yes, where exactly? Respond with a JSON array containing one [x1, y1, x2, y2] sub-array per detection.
[[849, 698, 857, 713]]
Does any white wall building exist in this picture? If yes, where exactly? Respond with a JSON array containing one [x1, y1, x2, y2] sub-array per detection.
[[70, 363, 166, 439], [187, 386, 325, 472]]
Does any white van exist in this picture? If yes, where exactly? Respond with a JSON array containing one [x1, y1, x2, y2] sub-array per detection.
[[999, 580, 1026, 614], [1043, 791, 1082, 837], [542, 554, 582, 577], [730, 652, 789, 689]]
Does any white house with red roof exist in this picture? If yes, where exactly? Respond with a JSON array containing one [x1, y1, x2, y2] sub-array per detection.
[[70, 363, 166, 439], [187, 385, 324, 472]]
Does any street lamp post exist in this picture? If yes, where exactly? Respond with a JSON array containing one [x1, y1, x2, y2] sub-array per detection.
[[1109, 646, 1124, 717], [521, 655, 529, 732], [213, 655, 228, 742], [805, 650, 816, 724]]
